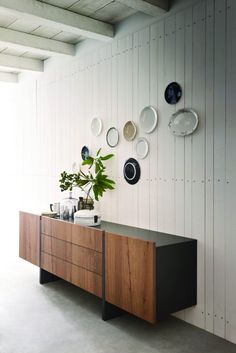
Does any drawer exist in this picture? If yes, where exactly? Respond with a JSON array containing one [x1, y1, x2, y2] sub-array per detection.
[[41, 234, 72, 262], [51, 219, 72, 242], [72, 245, 102, 275], [41, 234, 52, 253], [41, 216, 52, 236], [72, 223, 102, 252], [41, 252, 71, 282], [71, 264, 102, 298]]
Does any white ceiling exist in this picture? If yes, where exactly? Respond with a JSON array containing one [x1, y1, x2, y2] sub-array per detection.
[[0, 0, 169, 82]]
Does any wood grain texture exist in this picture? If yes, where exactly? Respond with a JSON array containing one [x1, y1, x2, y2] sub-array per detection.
[[71, 264, 102, 298], [41, 234, 72, 262], [105, 232, 156, 323], [51, 218, 72, 242], [41, 251, 53, 273], [72, 244, 102, 275], [72, 223, 102, 252], [19, 211, 40, 266], [41, 252, 71, 282], [41, 216, 52, 236], [41, 234, 52, 254]]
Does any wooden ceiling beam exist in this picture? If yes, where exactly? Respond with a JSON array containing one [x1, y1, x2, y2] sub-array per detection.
[[0, 27, 75, 57], [0, 0, 114, 41], [116, 0, 169, 17], [0, 53, 43, 72]]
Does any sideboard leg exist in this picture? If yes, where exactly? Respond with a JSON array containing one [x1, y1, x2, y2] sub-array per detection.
[[102, 300, 126, 321], [39, 268, 60, 284]]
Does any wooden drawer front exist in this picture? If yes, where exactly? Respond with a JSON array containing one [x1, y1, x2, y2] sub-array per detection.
[[72, 224, 102, 252], [51, 219, 72, 242], [72, 245, 102, 275], [105, 233, 156, 323], [41, 234, 72, 262], [41, 234, 52, 254], [41, 252, 71, 282], [41, 252, 53, 273], [41, 217, 52, 236], [71, 265, 102, 298]]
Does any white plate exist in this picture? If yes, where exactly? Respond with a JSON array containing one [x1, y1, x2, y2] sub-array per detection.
[[139, 106, 158, 134], [91, 117, 102, 136], [123, 121, 137, 141], [106, 127, 119, 147], [135, 137, 149, 159], [168, 108, 199, 136]]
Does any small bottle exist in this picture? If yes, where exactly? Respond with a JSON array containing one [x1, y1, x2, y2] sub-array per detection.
[[78, 197, 84, 210]]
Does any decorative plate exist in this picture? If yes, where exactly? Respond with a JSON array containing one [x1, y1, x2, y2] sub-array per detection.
[[168, 108, 199, 136], [139, 106, 158, 134], [123, 158, 141, 185], [81, 146, 90, 160], [106, 127, 119, 147], [135, 137, 149, 159], [164, 82, 182, 104], [91, 117, 102, 136], [123, 121, 137, 141]]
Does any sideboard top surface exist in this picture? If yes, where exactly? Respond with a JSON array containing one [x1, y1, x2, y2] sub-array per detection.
[[39, 214, 196, 248], [97, 221, 195, 247]]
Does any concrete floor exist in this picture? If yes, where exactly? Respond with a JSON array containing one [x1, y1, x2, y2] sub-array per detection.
[[0, 237, 236, 353]]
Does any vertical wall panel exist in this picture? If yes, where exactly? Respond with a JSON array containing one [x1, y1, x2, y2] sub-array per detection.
[[149, 23, 158, 231], [205, 0, 214, 333], [157, 20, 165, 232], [225, 0, 236, 344], [163, 15, 176, 234], [191, 0, 206, 329], [213, 0, 226, 338], [137, 27, 150, 230]]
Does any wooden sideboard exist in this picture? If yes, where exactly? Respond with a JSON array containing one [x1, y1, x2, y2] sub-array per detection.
[[19, 211, 197, 323]]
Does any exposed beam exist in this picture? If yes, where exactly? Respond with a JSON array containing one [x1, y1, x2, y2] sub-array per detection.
[[0, 0, 113, 41], [0, 54, 43, 72], [116, 0, 169, 17], [0, 27, 75, 57], [0, 71, 18, 83]]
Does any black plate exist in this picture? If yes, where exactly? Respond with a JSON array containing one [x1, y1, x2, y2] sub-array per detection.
[[81, 146, 90, 161], [123, 158, 141, 185], [164, 82, 182, 104]]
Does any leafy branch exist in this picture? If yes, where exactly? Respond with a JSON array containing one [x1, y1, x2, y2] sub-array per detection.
[[59, 148, 115, 202]]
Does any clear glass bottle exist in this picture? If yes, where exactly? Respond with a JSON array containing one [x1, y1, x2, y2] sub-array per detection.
[[61, 190, 78, 218]]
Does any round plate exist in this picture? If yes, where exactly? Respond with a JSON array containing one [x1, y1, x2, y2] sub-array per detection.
[[91, 117, 102, 136], [123, 121, 137, 141], [106, 127, 119, 147], [81, 146, 90, 160], [168, 108, 199, 136], [123, 158, 141, 185], [165, 82, 182, 104], [135, 137, 149, 159], [139, 106, 158, 134]]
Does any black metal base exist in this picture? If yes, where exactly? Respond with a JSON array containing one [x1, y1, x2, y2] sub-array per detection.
[[102, 300, 126, 321], [39, 268, 60, 284]]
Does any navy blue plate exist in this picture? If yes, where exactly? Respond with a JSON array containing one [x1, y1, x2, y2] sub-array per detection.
[[81, 146, 90, 161], [165, 82, 182, 104]]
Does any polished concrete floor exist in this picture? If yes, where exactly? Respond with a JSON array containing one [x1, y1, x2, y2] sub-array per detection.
[[0, 236, 236, 353]]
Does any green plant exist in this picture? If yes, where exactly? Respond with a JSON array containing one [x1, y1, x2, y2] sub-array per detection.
[[59, 148, 115, 202]]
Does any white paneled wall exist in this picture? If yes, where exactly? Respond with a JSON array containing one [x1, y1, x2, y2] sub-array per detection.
[[18, 0, 236, 344]]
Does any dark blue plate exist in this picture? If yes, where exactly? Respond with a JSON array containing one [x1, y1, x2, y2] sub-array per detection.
[[81, 146, 90, 161], [165, 82, 182, 104]]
